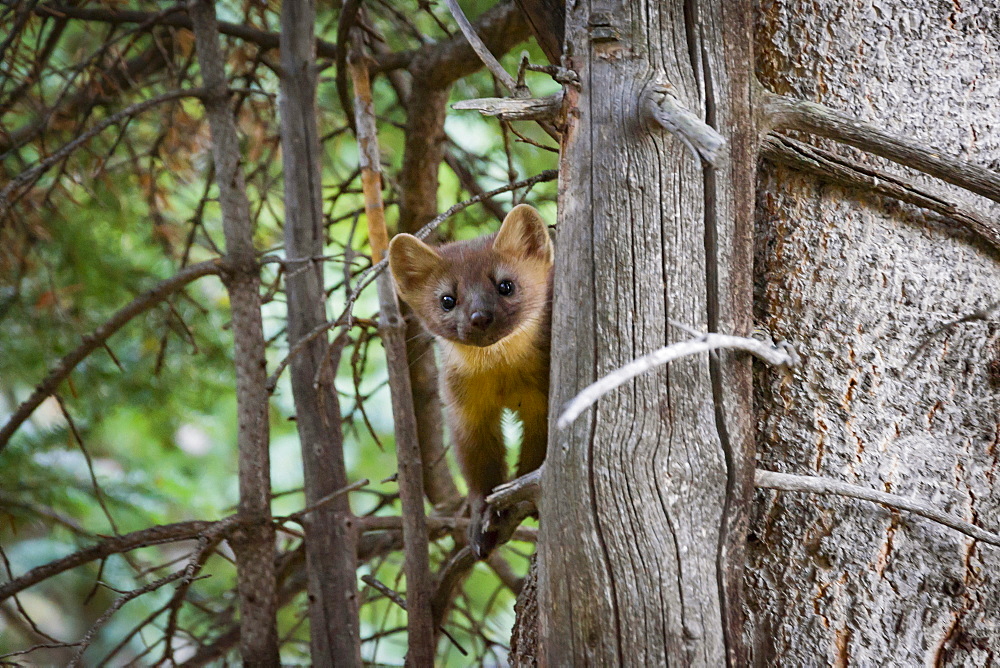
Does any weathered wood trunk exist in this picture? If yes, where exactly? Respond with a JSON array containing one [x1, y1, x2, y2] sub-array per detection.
[[747, 0, 1000, 663], [538, 0, 754, 663], [278, 1, 361, 665]]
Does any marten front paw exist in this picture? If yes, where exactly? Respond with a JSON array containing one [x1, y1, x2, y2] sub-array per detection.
[[468, 504, 510, 560]]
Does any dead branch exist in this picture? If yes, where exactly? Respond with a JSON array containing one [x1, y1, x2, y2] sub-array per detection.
[[557, 332, 796, 429], [760, 85, 1000, 204], [0, 87, 208, 212], [761, 134, 1000, 254], [486, 467, 542, 511], [453, 92, 563, 121], [756, 469, 1000, 548], [349, 35, 436, 664], [0, 520, 222, 604], [441, 0, 522, 94], [0, 259, 223, 453]]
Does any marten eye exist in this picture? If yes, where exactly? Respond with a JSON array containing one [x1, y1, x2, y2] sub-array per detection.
[[497, 280, 514, 296], [440, 295, 456, 311]]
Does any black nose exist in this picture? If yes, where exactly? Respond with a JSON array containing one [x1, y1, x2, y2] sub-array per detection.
[[470, 310, 494, 330]]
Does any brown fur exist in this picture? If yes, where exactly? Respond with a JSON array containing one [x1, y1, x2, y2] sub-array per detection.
[[388, 205, 552, 554]]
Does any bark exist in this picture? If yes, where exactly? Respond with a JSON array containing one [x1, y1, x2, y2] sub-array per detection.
[[278, 1, 361, 664], [747, 0, 1000, 664], [187, 1, 278, 663], [538, 0, 754, 664]]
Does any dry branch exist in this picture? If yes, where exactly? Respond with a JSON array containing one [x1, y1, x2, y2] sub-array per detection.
[[762, 134, 1000, 254], [557, 333, 796, 429], [0, 259, 223, 453], [349, 37, 435, 665], [760, 85, 1000, 204], [756, 469, 1000, 548], [441, 0, 521, 94], [452, 92, 563, 121]]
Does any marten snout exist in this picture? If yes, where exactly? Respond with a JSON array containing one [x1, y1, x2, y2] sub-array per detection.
[[470, 310, 494, 329]]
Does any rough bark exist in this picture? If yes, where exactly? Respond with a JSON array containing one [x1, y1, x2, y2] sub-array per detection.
[[747, 1, 1000, 664], [538, 0, 754, 664], [187, 1, 278, 663], [278, 1, 361, 665]]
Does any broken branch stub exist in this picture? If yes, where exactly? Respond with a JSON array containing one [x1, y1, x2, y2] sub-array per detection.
[[452, 91, 563, 122], [642, 82, 727, 166]]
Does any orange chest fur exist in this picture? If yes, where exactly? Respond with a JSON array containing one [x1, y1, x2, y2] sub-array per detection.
[[439, 328, 549, 416]]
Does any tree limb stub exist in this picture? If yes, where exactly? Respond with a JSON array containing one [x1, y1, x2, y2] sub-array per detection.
[[642, 82, 727, 166], [760, 86, 1000, 204], [557, 333, 796, 429], [761, 133, 1000, 255], [0, 259, 223, 453], [452, 92, 563, 121], [755, 469, 1000, 548]]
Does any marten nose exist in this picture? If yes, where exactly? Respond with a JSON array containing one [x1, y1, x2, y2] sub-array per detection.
[[470, 310, 493, 330]]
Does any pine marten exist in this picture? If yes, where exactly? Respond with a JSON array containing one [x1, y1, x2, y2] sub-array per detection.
[[388, 205, 552, 557]]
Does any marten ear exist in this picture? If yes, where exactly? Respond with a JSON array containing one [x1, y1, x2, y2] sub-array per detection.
[[388, 234, 443, 303], [493, 204, 553, 264]]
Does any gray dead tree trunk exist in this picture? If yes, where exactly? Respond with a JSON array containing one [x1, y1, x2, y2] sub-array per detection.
[[278, 1, 361, 665], [746, 0, 1000, 663], [538, 0, 755, 664]]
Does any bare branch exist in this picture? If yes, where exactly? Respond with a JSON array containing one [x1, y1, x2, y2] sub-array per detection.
[[557, 333, 796, 429], [756, 469, 1000, 548], [350, 36, 436, 664], [0, 520, 223, 604], [760, 85, 1000, 204], [0, 88, 208, 212], [761, 134, 1000, 254], [0, 259, 223, 453], [453, 92, 563, 121], [441, 0, 521, 94], [486, 467, 542, 510]]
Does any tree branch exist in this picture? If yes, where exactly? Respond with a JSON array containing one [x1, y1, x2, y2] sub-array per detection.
[[756, 469, 1000, 548], [350, 37, 436, 665], [453, 92, 563, 121], [760, 85, 1000, 204], [0, 259, 223, 453], [441, 0, 521, 94], [761, 133, 1000, 255], [557, 332, 796, 429], [0, 87, 208, 212]]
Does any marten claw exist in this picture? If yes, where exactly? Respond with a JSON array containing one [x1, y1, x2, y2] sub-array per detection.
[[468, 505, 508, 560]]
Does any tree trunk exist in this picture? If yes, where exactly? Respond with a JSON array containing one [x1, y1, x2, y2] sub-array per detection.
[[278, 1, 361, 665], [188, 0, 278, 662], [538, 0, 754, 663], [747, 0, 1000, 663]]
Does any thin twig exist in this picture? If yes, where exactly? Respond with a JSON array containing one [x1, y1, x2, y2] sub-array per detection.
[[557, 333, 796, 429], [756, 469, 1000, 548]]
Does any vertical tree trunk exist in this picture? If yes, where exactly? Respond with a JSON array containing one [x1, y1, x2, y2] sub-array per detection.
[[538, 0, 754, 663], [187, 0, 277, 662], [747, 1, 1000, 663], [278, 1, 361, 665]]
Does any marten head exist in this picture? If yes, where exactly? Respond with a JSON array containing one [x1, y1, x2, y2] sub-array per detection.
[[388, 204, 553, 348]]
